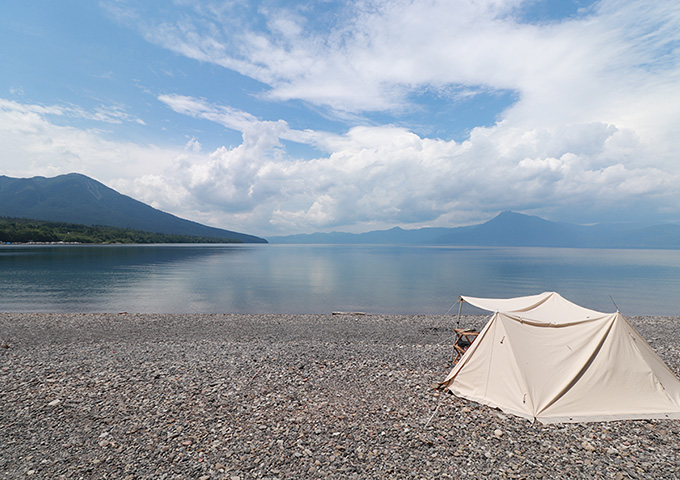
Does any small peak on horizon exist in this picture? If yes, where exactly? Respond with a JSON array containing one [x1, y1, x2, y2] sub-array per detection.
[[492, 211, 544, 221], [491, 211, 524, 220], [497, 210, 522, 216]]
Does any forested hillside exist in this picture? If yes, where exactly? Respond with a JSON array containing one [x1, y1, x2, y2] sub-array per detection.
[[0, 217, 241, 244]]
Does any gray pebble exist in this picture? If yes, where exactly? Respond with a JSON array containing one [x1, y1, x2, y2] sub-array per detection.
[[1, 313, 679, 478]]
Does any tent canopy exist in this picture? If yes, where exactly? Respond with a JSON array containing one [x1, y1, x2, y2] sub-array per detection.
[[460, 291, 607, 323], [441, 292, 680, 423]]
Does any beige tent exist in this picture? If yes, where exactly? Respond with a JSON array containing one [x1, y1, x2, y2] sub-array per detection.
[[439, 292, 680, 423]]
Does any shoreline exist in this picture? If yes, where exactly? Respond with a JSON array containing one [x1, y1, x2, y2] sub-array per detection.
[[1, 313, 679, 478]]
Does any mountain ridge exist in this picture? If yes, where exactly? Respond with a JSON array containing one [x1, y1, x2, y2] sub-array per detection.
[[0, 173, 267, 243], [269, 211, 680, 248]]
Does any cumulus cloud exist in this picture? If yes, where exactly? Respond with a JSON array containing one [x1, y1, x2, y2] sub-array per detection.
[[5, 0, 680, 235], [139, 102, 678, 232], [2, 93, 678, 235]]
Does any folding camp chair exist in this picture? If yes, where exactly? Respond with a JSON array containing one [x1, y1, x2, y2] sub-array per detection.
[[452, 328, 478, 363]]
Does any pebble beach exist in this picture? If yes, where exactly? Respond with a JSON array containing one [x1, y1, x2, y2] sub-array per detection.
[[1, 312, 679, 479]]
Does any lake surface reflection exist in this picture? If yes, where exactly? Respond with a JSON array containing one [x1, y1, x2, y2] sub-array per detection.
[[1, 244, 679, 315]]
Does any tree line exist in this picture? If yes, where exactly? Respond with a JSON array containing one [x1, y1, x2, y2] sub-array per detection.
[[0, 217, 241, 244]]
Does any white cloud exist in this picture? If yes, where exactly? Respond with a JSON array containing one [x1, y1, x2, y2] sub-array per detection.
[[0, 99, 179, 183], [127, 1, 680, 149], [3, 93, 679, 235], [139, 102, 679, 232], [185, 137, 202, 153], [127, 1, 664, 115], [0, 98, 145, 127], [86, 104, 146, 125], [158, 94, 259, 132], [4, 0, 680, 235], [158, 93, 343, 151]]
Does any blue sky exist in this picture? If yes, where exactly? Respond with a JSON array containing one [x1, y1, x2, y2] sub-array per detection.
[[1, 0, 679, 236]]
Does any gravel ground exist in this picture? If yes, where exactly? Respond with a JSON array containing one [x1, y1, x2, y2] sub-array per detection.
[[1, 313, 679, 479]]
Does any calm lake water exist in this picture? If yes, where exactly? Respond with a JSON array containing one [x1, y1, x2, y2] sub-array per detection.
[[1, 244, 679, 315]]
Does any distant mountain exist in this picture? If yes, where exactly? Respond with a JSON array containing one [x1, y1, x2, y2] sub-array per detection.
[[269, 211, 680, 249], [0, 173, 266, 243], [430, 211, 588, 247], [270, 226, 461, 244]]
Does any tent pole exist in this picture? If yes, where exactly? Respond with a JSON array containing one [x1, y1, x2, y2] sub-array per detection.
[[457, 297, 463, 328]]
